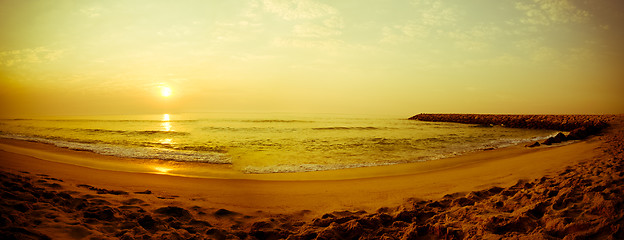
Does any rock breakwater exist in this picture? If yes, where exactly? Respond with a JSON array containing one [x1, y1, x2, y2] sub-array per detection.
[[409, 114, 612, 131], [410, 114, 615, 146]]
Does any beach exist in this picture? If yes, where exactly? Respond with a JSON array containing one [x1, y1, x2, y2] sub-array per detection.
[[1, 114, 623, 239]]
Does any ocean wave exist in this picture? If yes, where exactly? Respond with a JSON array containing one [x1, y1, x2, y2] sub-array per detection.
[[201, 126, 264, 131], [240, 134, 556, 174], [312, 126, 380, 130], [38, 127, 191, 136], [470, 124, 495, 128], [240, 120, 314, 123], [140, 142, 228, 153], [0, 133, 231, 164], [8, 119, 198, 123], [240, 162, 395, 174]]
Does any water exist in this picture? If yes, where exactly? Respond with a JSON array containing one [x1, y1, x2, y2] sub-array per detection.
[[0, 113, 557, 174]]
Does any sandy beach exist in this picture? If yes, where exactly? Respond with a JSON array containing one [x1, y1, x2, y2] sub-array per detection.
[[1, 115, 623, 239]]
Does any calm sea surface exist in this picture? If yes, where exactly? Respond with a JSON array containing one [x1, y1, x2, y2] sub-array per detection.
[[0, 113, 557, 174]]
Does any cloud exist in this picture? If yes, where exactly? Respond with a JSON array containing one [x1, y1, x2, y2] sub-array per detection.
[[262, 0, 336, 20], [531, 46, 559, 62], [293, 23, 341, 38], [515, 0, 591, 26], [459, 54, 521, 68], [272, 37, 343, 50], [292, 16, 344, 38], [528, 46, 595, 67], [80, 6, 103, 18], [514, 38, 544, 50], [380, 0, 458, 44], [262, 1, 345, 49], [0, 47, 65, 67], [410, 0, 457, 26], [229, 53, 277, 62], [157, 25, 192, 38], [209, 1, 266, 44], [447, 24, 502, 51], [380, 23, 430, 44]]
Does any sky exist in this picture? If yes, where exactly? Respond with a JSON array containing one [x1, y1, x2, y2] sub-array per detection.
[[1, 0, 623, 117]]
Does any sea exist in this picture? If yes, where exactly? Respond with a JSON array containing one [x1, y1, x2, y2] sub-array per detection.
[[0, 113, 557, 176]]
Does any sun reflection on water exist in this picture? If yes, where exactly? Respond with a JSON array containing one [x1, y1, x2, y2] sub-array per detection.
[[153, 166, 173, 174], [161, 114, 171, 131], [161, 122, 171, 131], [159, 138, 173, 145], [159, 114, 173, 144]]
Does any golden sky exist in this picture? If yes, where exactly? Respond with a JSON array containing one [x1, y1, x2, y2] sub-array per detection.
[[1, 0, 623, 117]]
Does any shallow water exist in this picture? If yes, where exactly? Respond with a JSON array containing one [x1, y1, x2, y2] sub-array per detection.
[[0, 113, 557, 174]]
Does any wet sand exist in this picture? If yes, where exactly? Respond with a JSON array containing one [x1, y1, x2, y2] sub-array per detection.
[[1, 115, 622, 239]]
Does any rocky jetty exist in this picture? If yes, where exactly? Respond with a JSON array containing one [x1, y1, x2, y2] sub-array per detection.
[[409, 114, 612, 131], [410, 114, 615, 146]]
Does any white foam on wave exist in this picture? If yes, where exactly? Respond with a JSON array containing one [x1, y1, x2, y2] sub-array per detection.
[[239, 134, 557, 174], [1, 133, 231, 164], [477, 134, 555, 150], [240, 162, 396, 174]]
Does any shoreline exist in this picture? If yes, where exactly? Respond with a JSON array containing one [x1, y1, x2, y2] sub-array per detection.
[[0, 134, 587, 182], [1, 114, 622, 239]]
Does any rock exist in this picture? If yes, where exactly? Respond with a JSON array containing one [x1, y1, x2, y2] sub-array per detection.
[[543, 132, 567, 145], [542, 137, 556, 145], [526, 141, 541, 148], [554, 132, 567, 141], [567, 127, 591, 140]]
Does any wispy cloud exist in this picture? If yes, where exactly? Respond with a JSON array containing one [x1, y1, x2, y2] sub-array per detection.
[[515, 0, 590, 26], [210, 1, 266, 44], [291, 15, 344, 38], [380, 0, 458, 44], [262, 0, 336, 20], [293, 23, 341, 38], [156, 25, 192, 38], [447, 24, 502, 51], [79, 6, 103, 18], [261, 0, 346, 50], [272, 37, 344, 50], [410, 0, 458, 26], [380, 22, 430, 44], [0, 47, 64, 67]]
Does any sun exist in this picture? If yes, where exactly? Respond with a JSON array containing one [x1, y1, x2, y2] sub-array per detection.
[[161, 86, 172, 97]]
